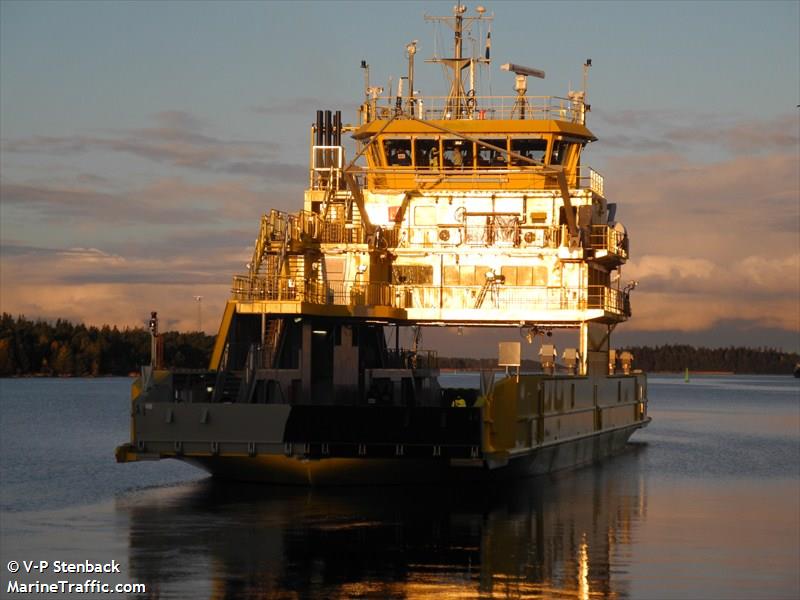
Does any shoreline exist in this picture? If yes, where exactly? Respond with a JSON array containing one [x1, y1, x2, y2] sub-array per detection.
[[4, 370, 798, 379]]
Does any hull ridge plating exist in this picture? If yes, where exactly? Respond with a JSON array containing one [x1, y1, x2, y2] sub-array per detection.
[[116, 5, 650, 484]]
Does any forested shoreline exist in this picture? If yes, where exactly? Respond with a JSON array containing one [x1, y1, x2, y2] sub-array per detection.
[[0, 314, 797, 376], [0, 314, 213, 377]]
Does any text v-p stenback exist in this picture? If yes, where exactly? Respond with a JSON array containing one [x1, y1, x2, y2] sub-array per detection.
[[20, 560, 121, 574]]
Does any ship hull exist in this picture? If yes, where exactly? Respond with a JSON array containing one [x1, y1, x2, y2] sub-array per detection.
[[117, 372, 651, 486], [176, 419, 649, 485]]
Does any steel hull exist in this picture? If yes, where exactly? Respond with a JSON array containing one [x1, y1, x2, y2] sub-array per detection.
[[178, 419, 649, 486]]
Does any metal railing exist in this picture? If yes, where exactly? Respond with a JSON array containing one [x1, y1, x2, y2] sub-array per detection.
[[232, 276, 394, 306], [371, 95, 585, 123], [255, 209, 326, 249], [589, 225, 628, 260], [385, 349, 439, 369], [310, 145, 344, 191], [587, 167, 605, 196], [320, 220, 366, 244], [232, 275, 626, 316], [362, 163, 604, 194]]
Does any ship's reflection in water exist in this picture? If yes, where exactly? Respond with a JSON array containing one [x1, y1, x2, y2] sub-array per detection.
[[122, 445, 647, 599]]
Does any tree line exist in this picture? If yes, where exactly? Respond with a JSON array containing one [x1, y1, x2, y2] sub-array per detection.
[[0, 314, 213, 376], [0, 314, 797, 376], [621, 344, 798, 375], [436, 347, 798, 374]]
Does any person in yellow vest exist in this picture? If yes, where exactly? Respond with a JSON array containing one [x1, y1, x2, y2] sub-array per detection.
[[429, 145, 439, 168]]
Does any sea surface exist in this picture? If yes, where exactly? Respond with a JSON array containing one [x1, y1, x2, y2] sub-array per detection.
[[0, 375, 798, 599]]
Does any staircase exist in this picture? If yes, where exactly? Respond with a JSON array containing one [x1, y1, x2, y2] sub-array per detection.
[[217, 370, 243, 403], [263, 318, 285, 369], [474, 278, 492, 309]]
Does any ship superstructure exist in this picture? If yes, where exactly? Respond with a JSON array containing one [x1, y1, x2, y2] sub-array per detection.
[[117, 5, 649, 484]]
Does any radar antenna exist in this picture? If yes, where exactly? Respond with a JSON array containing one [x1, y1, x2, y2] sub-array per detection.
[[501, 63, 545, 120]]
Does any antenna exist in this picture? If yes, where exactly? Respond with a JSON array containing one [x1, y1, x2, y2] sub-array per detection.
[[148, 311, 161, 369], [582, 58, 592, 114], [566, 58, 592, 124], [583, 58, 592, 96], [360, 59, 370, 102], [193, 295, 203, 332], [500, 63, 545, 79], [406, 40, 418, 111]]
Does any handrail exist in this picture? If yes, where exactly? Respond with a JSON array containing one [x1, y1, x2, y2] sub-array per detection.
[[385, 348, 438, 369], [359, 163, 604, 197], [366, 95, 585, 123], [589, 225, 628, 259], [231, 276, 626, 316]]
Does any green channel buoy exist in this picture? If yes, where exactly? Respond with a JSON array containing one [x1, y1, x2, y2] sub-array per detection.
[[684, 367, 690, 383]]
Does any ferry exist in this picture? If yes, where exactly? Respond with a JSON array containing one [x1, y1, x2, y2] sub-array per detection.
[[116, 4, 650, 484]]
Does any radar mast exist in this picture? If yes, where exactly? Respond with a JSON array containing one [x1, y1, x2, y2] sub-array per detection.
[[425, 3, 492, 118]]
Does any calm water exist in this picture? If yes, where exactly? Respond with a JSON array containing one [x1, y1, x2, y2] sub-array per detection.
[[0, 375, 798, 599]]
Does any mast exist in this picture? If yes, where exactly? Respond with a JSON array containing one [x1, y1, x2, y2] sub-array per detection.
[[406, 40, 417, 111], [425, 3, 492, 119], [452, 4, 464, 115]]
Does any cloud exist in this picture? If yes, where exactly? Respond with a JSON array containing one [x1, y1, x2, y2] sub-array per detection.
[[0, 278, 231, 334], [603, 151, 799, 335], [592, 110, 800, 157], [152, 110, 207, 132], [665, 113, 800, 154], [606, 152, 799, 260], [597, 134, 676, 152], [0, 176, 276, 225], [2, 110, 306, 183], [75, 173, 110, 185], [223, 160, 307, 180], [1, 243, 240, 285], [627, 253, 800, 298], [622, 253, 800, 333], [251, 97, 351, 116], [625, 290, 798, 333], [592, 108, 690, 129], [592, 109, 799, 341], [0, 243, 240, 332]]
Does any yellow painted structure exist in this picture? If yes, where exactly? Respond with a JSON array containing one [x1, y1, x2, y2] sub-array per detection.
[[117, 5, 648, 484]]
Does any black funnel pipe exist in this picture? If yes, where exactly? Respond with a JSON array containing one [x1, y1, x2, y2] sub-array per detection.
[[324, 110, 332, 146], [334, 110, 342, 146], [315, 110, 323, 146]]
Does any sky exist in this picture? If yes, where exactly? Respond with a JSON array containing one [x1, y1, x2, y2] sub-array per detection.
[[1, 0, 798, 355]]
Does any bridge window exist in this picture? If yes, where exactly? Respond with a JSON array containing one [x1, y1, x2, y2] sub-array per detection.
[[392, 264, 433, 285], [415, 138, 439, 168], [510, 138, 547, 166], [476, 139, 507, 167], [384, 138, 412, 166], [550, 141, 571, 165], [443, 139, 473, 168]]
